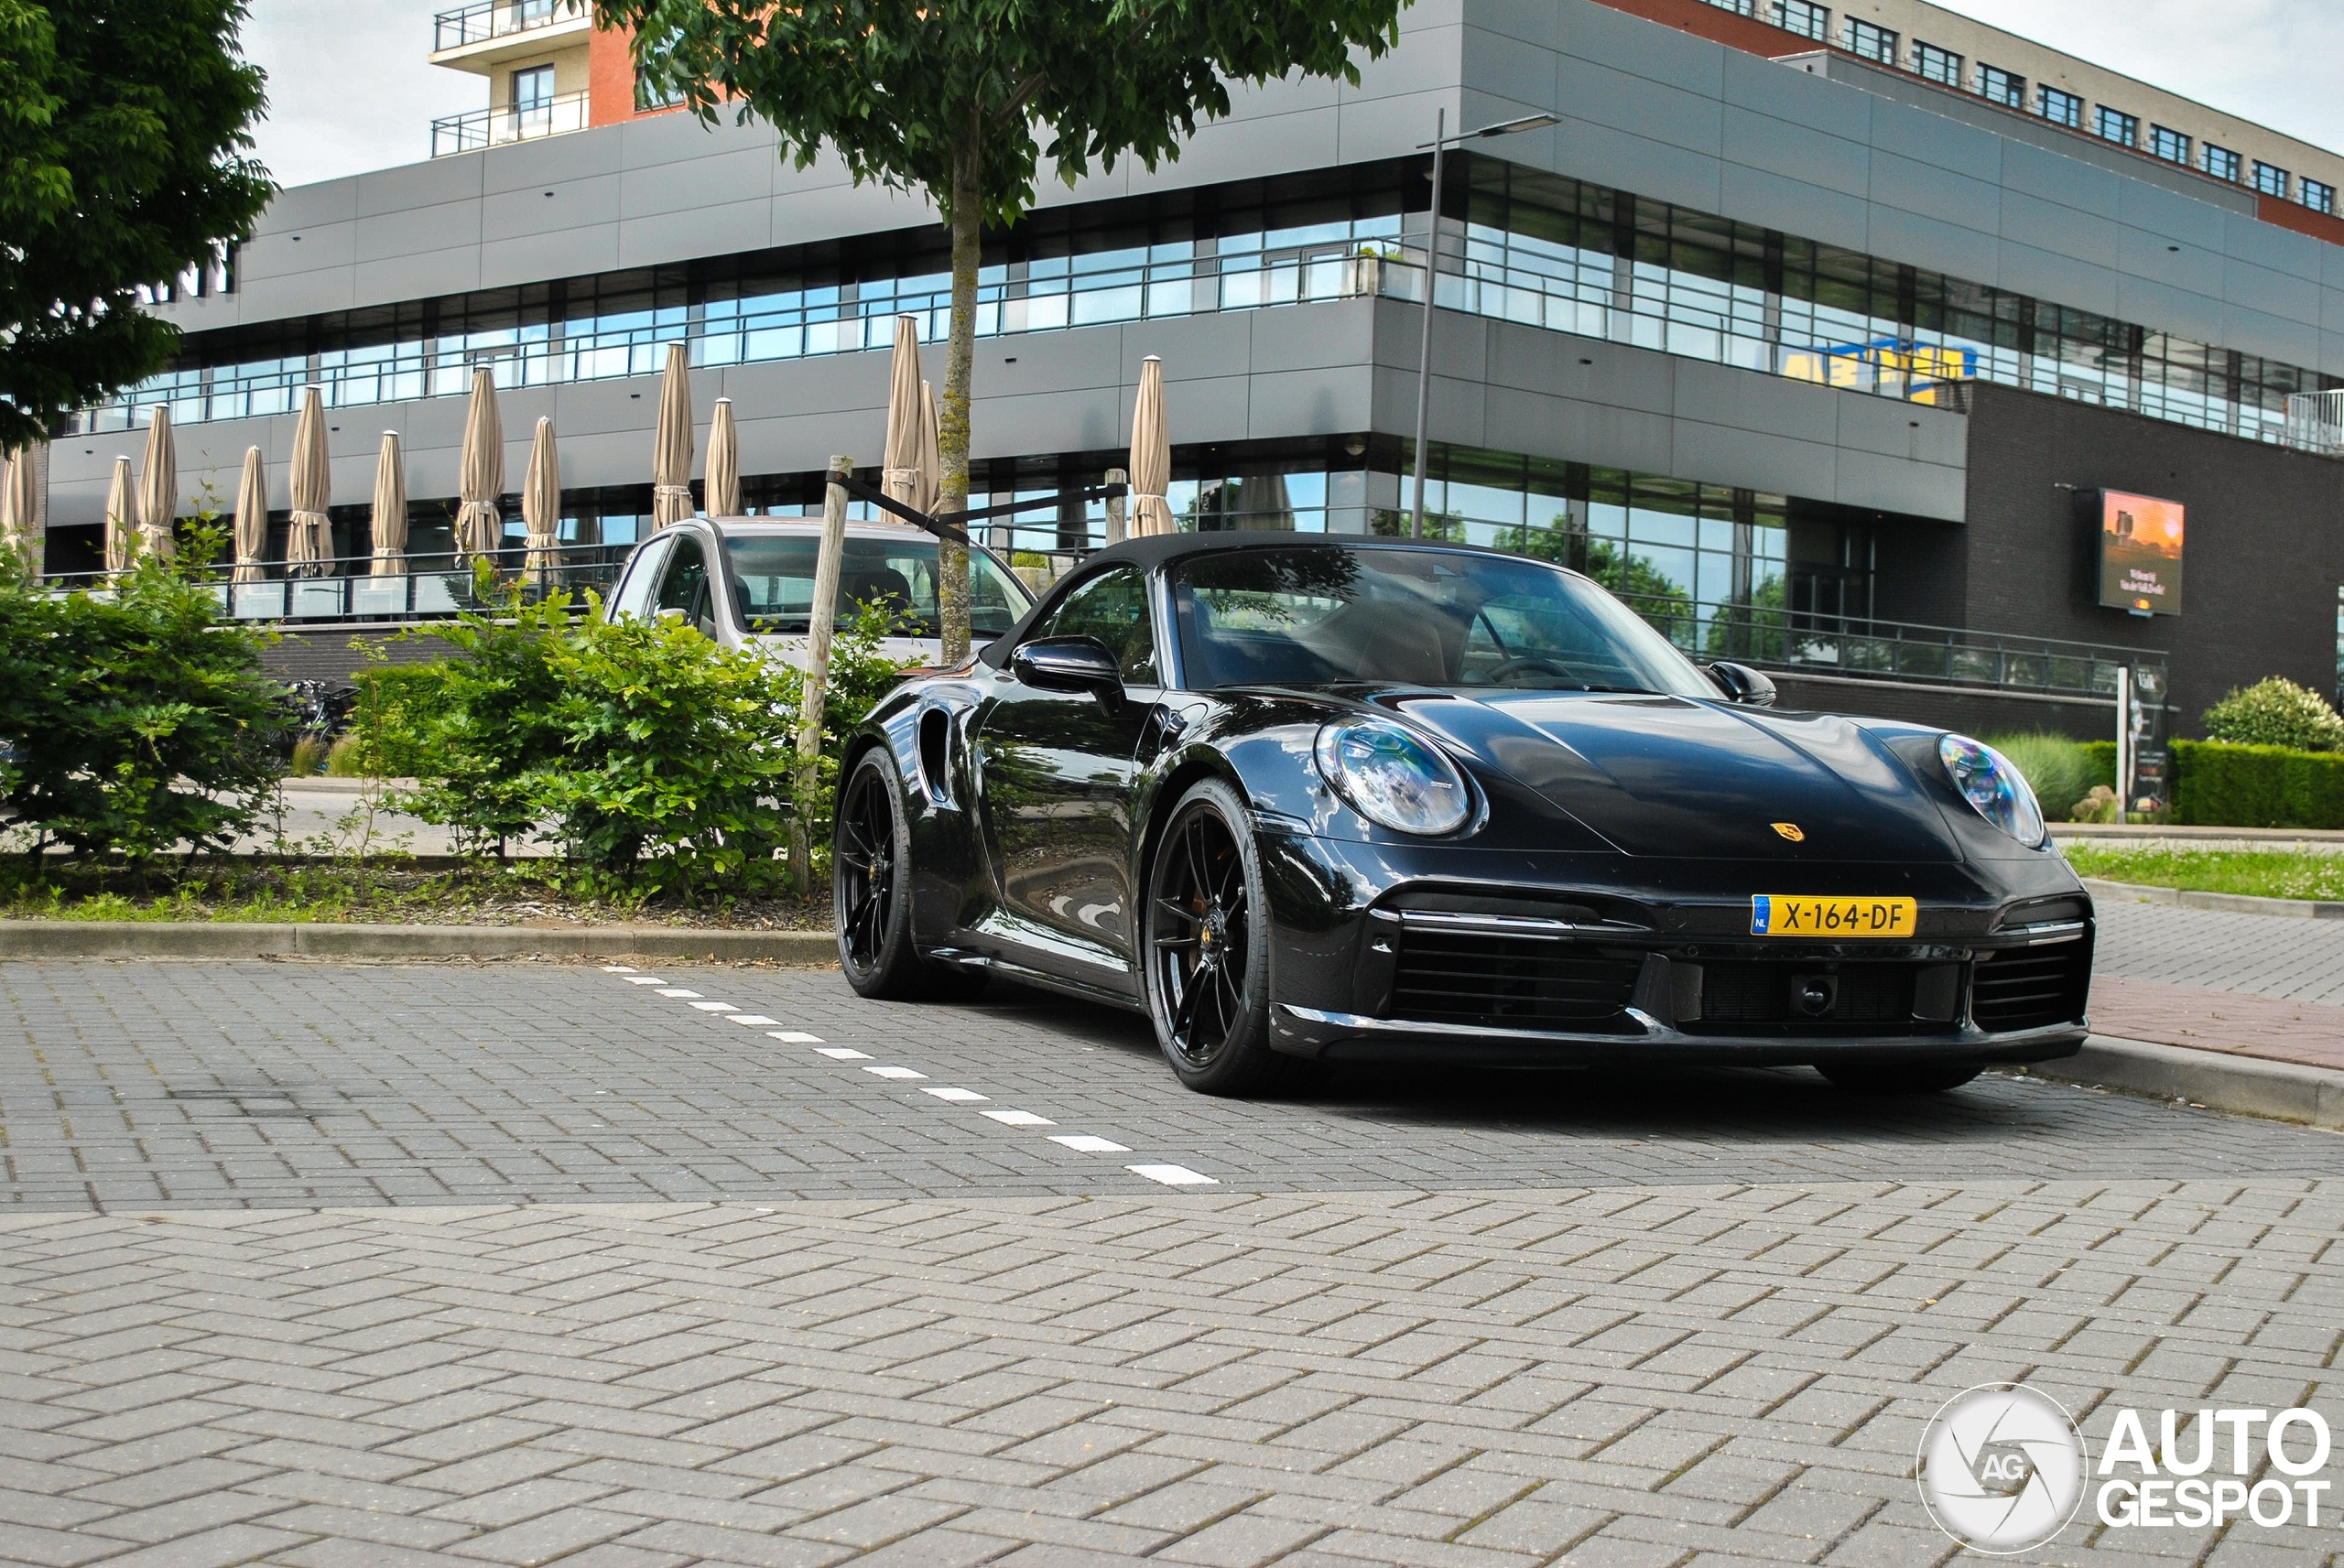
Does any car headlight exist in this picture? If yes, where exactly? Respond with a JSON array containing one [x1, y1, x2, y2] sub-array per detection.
[[1938, 734, 2046, 847], [1314, 718, 1472, 836]]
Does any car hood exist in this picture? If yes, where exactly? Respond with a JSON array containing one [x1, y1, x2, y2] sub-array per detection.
[[1386, 689, 1961, 861]]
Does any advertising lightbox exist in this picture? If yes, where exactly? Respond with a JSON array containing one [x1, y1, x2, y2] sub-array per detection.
[[2092, 491, 2185, 615]]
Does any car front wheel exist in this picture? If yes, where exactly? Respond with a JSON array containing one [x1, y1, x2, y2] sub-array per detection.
[[835, 748, 983, 1001], [1142, 779, 1289, 1097]]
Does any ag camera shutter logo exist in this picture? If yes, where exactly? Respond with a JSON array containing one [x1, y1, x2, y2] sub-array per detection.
[[1916, 1384, 2087, 1552]]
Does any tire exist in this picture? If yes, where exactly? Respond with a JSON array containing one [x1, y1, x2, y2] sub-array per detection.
[[1818, 1060, 1983, 1095], [1140, 778, 1289, 1096], [834, 748, 986, 1001]]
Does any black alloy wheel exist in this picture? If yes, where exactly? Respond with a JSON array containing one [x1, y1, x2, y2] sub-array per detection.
[[1144, 779, 1286, 1095], [835, 748, 984, 1000], [1818, 1060, 1984, 1094]]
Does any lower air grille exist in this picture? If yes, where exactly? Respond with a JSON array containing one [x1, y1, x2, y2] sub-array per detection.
[[1388, 930, 1641, 1033], [1696, 961, 1931, 1028], [1971, 941, 2091, 1033]]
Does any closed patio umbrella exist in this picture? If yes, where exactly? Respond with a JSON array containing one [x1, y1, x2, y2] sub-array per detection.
[[287, 385, 333, 576], [651, 342, 694, 530], [917, 380, 941, 516], [522, 416, 561, 582], [136, 406, 178, 562], [881, 315, 925, 515], [705, 397, 740, 517], [0, 446, 40, 568], [370, 432, 408, 576], [454, 366, 505, 563], [232, 446, 267, 583], [1128, 355, 1174, 536], [103, 457, 135, 573]]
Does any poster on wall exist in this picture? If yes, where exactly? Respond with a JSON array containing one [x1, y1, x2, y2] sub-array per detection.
[[2093, 491, 2186, 614]]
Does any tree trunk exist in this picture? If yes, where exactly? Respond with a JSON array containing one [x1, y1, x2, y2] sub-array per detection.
[[936, 107, 982, 665]]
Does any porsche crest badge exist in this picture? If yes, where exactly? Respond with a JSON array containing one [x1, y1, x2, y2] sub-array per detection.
[[1771, 822, 1805, 842]]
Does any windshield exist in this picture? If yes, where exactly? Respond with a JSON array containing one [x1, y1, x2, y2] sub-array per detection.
[[1169, 546, 1716, 697], [722, 535, 1030, 638]]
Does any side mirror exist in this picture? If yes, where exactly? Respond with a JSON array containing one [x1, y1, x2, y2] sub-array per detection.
[[655, 607, 688, 625], [1014, 636, 1124, 704], [1709, 661, 1777, 707]]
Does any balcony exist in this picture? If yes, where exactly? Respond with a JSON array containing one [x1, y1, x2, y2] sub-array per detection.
[[432, 0, 588, 56], [430, 91, 589, 157]]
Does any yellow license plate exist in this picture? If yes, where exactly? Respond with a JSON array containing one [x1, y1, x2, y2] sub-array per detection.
[[1750, 895, 1916, 938]]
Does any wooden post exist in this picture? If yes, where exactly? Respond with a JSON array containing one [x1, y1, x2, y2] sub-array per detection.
[[791, 456, 852, 893], [1103, 466, 1128, 546]]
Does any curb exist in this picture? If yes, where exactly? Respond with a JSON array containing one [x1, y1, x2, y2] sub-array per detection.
[[2080, 876, 2344, 919], [2055, 822, 2344, 844], [2022, 1034, 2344, 1132], [0, 921, 837, 965]]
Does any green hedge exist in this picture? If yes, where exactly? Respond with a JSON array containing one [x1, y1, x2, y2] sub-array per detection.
[[348, 664, 449, 780], [2080, 741, 2116, 794], [2170, 740, 2344, 828]]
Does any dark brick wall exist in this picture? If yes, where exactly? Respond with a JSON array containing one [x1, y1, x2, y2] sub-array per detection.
[[1959, 382, 2344, 737], [262, 628, 453, 684]]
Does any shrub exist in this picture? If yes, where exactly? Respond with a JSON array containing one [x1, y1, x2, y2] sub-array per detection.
[[0, 535, 284, 860], [343, 663, 448, 780], [2070, 784, 2120, 825], [1984, 732, 2093, 821], [288, 735, 330, 776], [2202, 677, 2344, 753], [2080, 741, 2116, 793], [2169, 740, 2344, 829], [324, 735, 370, 777]]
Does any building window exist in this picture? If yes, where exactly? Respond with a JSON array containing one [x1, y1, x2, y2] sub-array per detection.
[[1976, 65, 2024, 108], [2204, 144, 2242, 182], [2254, 160, 2290, 198], [511, 64, 555, 114], [2305, 178, 2338, 215], [1843, 18, 1896, 63], [1698, 0, 1756, 14], [2038, 86, 2083, 129], [2095, 106, 2137, 147], [1912, 41, 1961, 86], [2148, 125, 2189, 164], [1774, 0, 1829, 40]]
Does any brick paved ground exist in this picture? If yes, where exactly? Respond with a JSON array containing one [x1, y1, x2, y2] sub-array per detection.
[[5, 921, 2344, 1565], [2089, 898, 2344, 1068]]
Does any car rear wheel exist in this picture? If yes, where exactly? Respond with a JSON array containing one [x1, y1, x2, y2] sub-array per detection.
[[1143, 780, 1288, 1097], [835, 749, 985, 1001], [1818, 1060, 1983, 1094]]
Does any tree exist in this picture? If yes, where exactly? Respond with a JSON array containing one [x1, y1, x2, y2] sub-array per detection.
[[599, 0, 1405, 662], [0, 2, 273, 451]]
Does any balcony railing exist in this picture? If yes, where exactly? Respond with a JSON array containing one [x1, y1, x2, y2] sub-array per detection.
[[430, 91, 589, 157], [40, 546, 629, 622], [432, 0, 586, 53]]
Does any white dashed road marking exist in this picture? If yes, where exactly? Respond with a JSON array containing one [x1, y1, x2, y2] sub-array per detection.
[[863, 1065, 928, 1081], [1048, 1134, 1131, 1153], [813, 1047, 871, 1060], [728, 1015, 782, 1026], [919, 1087, 989, 1103], [981, 1110, 1055, 1127], [600, 965, 635, 973], [624, 976, 667, 985], [1128, 1164, 1217, 1185], [767, 1032, 825, 1044], [656, 989, 700, 999], [688, 1001, 736, 1012]]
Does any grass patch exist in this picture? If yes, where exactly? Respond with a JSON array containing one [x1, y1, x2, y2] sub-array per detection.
[[0, 858, 830, 929], [2063, 845, 2344, 902]]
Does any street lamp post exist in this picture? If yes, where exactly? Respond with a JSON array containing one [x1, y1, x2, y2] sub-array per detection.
[[1407, 110, 1561, 539]]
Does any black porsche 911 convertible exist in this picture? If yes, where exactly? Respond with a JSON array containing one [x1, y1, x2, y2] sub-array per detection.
[[832, 532, 2091, 1097]]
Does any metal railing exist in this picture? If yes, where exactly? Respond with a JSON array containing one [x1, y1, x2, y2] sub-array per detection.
[[40, 545, 629, 622], [2284, 389, 2344, 455], [1625, 594, 2164, 699], [430, 91, 590, 158], [432, 0, 585, 52]]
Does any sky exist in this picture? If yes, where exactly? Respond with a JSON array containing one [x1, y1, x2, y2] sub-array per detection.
[[233, 0, 2344, 191]]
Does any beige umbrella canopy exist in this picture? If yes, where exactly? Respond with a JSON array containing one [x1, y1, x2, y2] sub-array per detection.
[[1127, 355, 1175, 537], [0, 446, 41, 568], [522, 416, 561, 582], [232, 446, 267, 583], [880, 315, 927, 514], [454, 367, 505, 563], [287, 385, 333, 577], [369, 432, 408, 577], [917, 380, 941, 517], [103, 456, 136, 572], [651, 342, 695, 530], [136, 406, 177, 562], [705, 397, 740, 518]]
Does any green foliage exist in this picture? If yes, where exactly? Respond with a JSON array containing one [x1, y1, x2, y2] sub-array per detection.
[[2081, 741, 2117, 792], [1370, 507, 1464, 542], [605, 0, 1405, 232], [2201, 677, 2344, 753], [387, 588, 906, 892], [1983, 732, 2094, 822], [344, 663, 450, 780], [322, 734, 367, 776], [0, 529, 283, 859], [2061, 846, 2344, 903], [287, 733, 327, 776], [2168, 740, 2344, 830], [0, 0, 274, 448]]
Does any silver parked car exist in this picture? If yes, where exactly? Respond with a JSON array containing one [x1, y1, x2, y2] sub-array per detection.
[[603, 515, 1036, 668]]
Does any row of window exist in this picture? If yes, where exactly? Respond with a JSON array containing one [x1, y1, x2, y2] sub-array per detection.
[[1698, 1, 2338, 214]]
